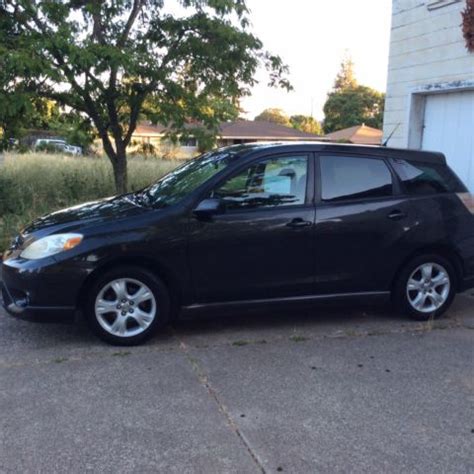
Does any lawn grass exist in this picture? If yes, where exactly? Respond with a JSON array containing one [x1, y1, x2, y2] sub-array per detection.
[[0, 152, 179, 251]]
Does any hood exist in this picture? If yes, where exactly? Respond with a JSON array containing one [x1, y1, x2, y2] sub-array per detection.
[[22, 194, 148, 237]]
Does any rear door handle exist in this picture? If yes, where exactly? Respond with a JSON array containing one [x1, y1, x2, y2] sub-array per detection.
[[286, 218, 313, 228], [387, 210, 407, 221]]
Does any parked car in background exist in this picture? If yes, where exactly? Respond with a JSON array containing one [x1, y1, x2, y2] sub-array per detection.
[[2, 142, 473, 345], [34, 138, 82, 155]]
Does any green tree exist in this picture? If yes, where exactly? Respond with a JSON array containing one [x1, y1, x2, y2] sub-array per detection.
[[2, 1, 290, 193], [323, 56, 384, 134], [254, 108, 290, 126], [0, 95, 62, 149], [323, 86, 385, 133], [289, 115, 323, 136], [0, 8, 34, 148], [0, 11, 95, 150], [52, 110, 96, 151]]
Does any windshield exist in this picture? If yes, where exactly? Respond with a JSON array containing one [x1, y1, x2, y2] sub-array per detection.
[[135, 149, 240, 208]]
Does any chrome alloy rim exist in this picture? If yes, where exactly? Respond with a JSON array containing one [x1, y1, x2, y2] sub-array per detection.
[[95, 278, 157, 337], [406, 263, 451, 314]]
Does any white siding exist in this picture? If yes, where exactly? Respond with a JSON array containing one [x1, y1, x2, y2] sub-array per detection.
[[383, 0, 474, 148]]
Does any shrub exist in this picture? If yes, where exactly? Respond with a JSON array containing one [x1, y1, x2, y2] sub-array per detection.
[[136, 142, 156, 157]]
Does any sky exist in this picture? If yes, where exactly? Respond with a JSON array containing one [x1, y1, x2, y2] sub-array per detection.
[[240, 0, 393, 121]]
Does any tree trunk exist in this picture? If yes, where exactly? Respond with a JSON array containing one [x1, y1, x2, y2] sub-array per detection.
[[97, 126, 129, 195], [112, 150, 128, 195]]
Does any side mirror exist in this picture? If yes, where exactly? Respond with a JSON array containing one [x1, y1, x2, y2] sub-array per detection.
[[193, 198, 226, 219]]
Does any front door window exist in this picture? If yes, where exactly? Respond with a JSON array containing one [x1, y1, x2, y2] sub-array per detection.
[[212, 155, 308, 211]]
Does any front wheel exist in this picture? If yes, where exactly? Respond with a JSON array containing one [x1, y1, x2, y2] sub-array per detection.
[[393, 255, 457, 321], [85, 266, 170, 345]]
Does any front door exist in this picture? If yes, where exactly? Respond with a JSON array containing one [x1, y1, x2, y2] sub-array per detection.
[[314, 154, 415, 294], [188, 153, 316, 303]]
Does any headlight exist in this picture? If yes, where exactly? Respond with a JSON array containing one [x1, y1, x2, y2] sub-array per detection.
[[20, 233, 83, 260]]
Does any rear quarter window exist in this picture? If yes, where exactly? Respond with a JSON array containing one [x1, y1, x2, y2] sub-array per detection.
[[392, 159, 467, 195]]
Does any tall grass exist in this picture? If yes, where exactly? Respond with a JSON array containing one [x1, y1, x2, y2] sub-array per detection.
[[0, 153, 178, 251]]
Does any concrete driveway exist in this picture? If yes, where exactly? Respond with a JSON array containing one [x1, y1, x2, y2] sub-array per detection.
[[0, 293, 473, 473]]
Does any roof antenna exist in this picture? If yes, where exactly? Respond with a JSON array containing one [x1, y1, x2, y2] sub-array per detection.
[[383, 123, 400, 147]]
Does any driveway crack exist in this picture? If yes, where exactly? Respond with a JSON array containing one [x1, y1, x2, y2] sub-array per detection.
[[175, 334, 266, 474]]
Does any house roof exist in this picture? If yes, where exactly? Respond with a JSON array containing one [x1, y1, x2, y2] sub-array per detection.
[[134, 120, 322, 141], [219, 121, 321, 140], [134, 123, 167, 136], [325, 124, 383, 145]]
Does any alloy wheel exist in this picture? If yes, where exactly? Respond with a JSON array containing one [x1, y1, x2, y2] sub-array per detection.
[[95, 278, 157, 338], [406, 263, 451, 314]]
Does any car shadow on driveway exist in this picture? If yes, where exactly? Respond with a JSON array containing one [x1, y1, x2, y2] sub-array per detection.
[[2, 294, 471, 353], [169, 300, 419, 345]]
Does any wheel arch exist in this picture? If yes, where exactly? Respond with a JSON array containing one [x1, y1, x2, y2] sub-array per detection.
[[76, 256, 183, 318], [391, 244, 464, 292]]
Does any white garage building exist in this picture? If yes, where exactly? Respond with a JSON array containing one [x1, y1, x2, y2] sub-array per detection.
[[383, 0, 474, 191]]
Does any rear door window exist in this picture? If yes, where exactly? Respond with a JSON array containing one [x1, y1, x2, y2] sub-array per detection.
[[391, 159, 467, 195], [320, 155, 393, 202]]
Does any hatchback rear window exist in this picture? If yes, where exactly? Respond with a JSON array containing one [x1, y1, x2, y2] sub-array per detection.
[[391, 159, 467, 195]]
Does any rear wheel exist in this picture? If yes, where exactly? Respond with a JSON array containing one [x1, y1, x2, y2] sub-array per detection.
[[85, 266, 170, 345], [393, 255, 457, 321]]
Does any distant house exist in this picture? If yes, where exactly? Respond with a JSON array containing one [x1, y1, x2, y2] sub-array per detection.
[[217, 121, 323, 146], [324, 124, 383, 145], [131, 120, 322, 159], [383, 0, 474, 191]]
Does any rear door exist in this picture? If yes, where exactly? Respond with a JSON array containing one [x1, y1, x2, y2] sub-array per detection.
[[314, 153, 416, 294]]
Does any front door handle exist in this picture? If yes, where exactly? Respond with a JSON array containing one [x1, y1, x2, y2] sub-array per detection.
[[286, 218, 313, 228], [388, 210, 407, 221]]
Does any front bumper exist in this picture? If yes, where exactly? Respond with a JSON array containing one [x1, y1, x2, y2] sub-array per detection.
[[1, 281, 76, 323], [1, 255, 87, 323]]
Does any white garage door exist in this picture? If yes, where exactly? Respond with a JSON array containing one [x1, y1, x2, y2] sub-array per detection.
[[422, 91, 474, 192]]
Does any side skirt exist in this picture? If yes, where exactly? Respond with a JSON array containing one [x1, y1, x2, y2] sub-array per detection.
[[179, 291, 390, 319]]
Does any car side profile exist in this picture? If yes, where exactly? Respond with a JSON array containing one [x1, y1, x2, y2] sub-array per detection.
[[34, 138, 83, 155], [2, 142, 474, 345]]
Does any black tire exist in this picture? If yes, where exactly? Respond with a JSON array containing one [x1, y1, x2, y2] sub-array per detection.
[[84, 265, 170, 345], [392, 254, 457, 321]]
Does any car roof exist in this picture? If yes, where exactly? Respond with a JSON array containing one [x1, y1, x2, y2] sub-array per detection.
[[37, 139, 65, 143], [223, 141, 446, 165]]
